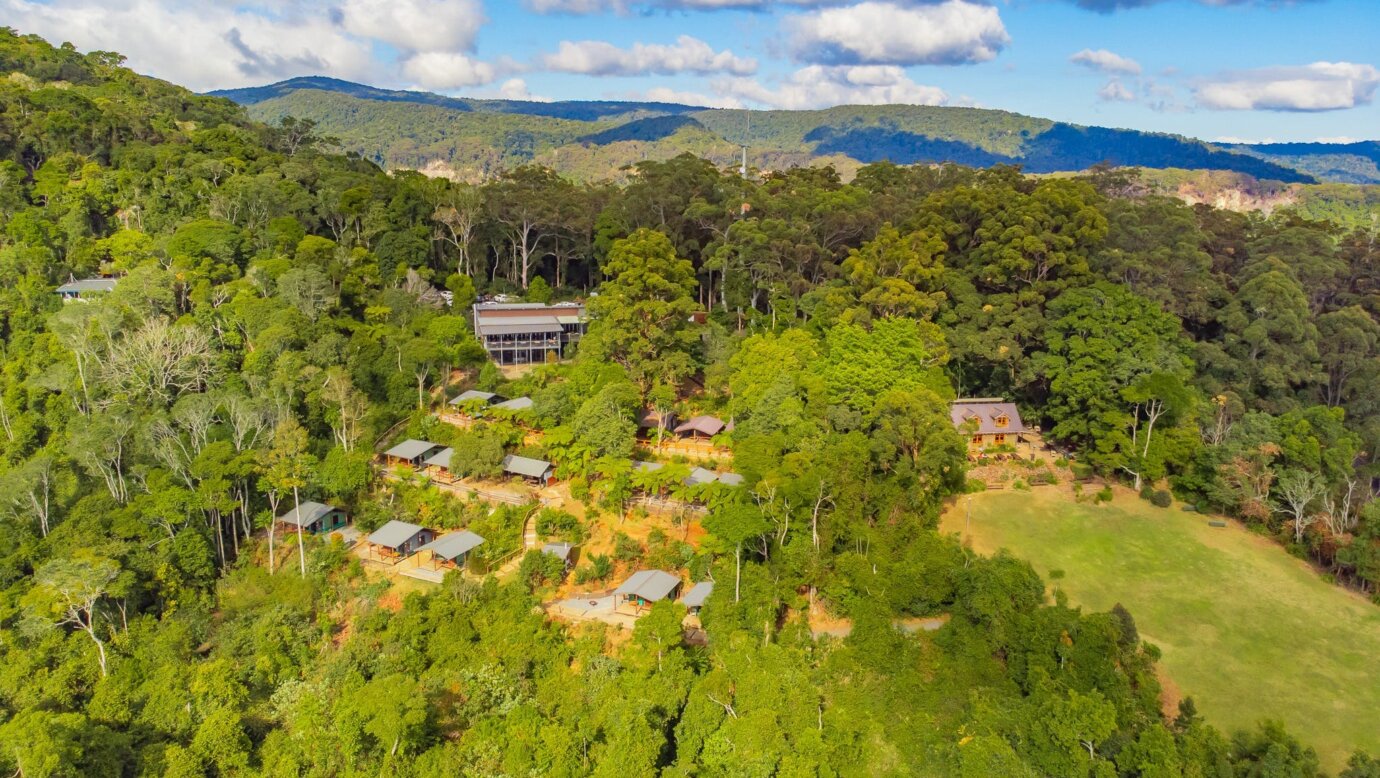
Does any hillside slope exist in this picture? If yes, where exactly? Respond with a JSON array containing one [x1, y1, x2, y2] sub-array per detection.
[[214, 77, 1338, 184]]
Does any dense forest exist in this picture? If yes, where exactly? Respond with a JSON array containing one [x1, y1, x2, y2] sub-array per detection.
[[4, 27, 1380, 777]]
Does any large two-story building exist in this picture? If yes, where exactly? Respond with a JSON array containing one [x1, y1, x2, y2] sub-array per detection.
[[472, 302, 586, 365]]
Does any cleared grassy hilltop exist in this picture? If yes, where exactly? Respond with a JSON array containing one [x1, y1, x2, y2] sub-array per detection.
[[941, 489, 1380, 772]]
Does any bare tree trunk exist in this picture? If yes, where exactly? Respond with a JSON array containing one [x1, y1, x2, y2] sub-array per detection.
[[293, 486, 306, 578]]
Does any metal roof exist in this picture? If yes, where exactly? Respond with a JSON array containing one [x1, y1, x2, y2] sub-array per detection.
[[542, 541, 574, 561], [384, 439, 442, 460], [681, 581, 713, 608], [56, 278, 118, 294], [423, 447, 454, 469], [674, 415, 726, 436], [367, 520, 426, 549], [492, 396, 533, 412], [633, 460, 665, 473], [476, 302, 585, 312], [614, 570, 682, 602], [684, 467, 719, 486], [950, 400, 1027, 436], [716, 472, 745, 487], [276, 501, 337, 527], [419, 530, 485, 561], [503, 454, 553, 479], [450, 390, 501, 406]]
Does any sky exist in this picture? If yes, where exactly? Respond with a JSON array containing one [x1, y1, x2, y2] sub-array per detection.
[[5, 0, 1378, 143]]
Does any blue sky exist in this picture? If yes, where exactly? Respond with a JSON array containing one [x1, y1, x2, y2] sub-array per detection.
[[6, 0, 1378, 142]]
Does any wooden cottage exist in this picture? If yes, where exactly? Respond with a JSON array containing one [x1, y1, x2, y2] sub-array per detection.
[[383, 439, 446, 468], [490, 396, 534, 414], [614, 569, 682, 613], [419, 530, 485, 571], [680, 581, 713, 616], [366, 520, 434, 561], [448, 390, 505, 415], [56, 277, 117, 302], [275, 501, 349, 535], [542, 541, 575, 571], [950, 399, 1027, 453], [673, 415, 727, 440], [503, 454, 556, 486], [423, 447, 457, 484]]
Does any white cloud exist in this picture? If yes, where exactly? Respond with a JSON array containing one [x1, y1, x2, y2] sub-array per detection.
[[636, 86, 745, 108], [541, 35, 757, 76], [1195, 62, 1380, 111], [338, 0, 484, 53], [1213, 136, 1278, 144], [526, 0, 861, 12], [2, 0, 379, 91], [715, 65, 948, 110], [1097, 79, 1136, 102], [497, 78, 553, 102], [1070, 48, 1141, 75], [1, 0, 502, 92], [400, 51, 497, 90], [786, 1, 1009, 67]]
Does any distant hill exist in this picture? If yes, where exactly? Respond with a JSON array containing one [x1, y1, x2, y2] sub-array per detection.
[[209, 77, 1376, 185]]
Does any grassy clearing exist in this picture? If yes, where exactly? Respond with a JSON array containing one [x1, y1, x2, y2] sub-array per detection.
[[940, 488, 1380, 771]]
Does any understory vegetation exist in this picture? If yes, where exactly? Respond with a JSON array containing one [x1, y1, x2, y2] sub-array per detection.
[[3, 27, 1380, 777]]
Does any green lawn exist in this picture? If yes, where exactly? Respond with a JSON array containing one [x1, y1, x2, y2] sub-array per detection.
[[941, 488, 1380, 771]]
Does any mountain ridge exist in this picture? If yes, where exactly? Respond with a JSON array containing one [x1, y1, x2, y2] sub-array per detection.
[[208, 76, 1379, 185]]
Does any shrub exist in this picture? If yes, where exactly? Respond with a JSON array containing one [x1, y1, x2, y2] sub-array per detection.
[[965, 478, 988, 494], [1012, 479, 1030, 491], [574, 553, 613, 585], [1095, 486, 1114, 504], [1150, 490, 1173, 508], [1071, 462, 1095, 481], [1139, 484, 1155, 501], [1029, 470, 1057, 486], [613, 532, 643, 563]]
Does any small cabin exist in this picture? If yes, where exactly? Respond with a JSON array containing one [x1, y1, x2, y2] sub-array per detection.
[[502, 454, 555, 486], [383, 439, 447, 468], [614, 569, 682, 612], [275, 501, 349, 535], [637, 409, 677, 439], [449, 390, 506, 414], [366, 520, 434, 560], [673, 415, 727, 440], [419, 530, 485, 570], [680, 581, 713, 616], [542, 541, 575, 570], [490, 396, 534, 413], [56, 278, 118, 302], [950, 399, 1027, 453], [423, 447, 457, 484]]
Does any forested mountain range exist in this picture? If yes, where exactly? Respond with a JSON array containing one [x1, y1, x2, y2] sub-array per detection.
[[7, 25, 1380, 776], [212, 76, 1380, 185]]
